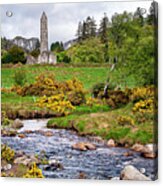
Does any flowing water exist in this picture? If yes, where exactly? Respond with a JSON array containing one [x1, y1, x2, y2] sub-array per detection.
[[2, 119, 156, 180]]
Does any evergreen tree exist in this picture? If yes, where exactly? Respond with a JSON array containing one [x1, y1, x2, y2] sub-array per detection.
[[51, 41, 64, 52], [99, 13, 109, 44], [82, 21, 87, 40], [90, 17, 97, 37], [133, 7, 144, 26], [76, 21, 83, 41], [99, 13, 109, 62]]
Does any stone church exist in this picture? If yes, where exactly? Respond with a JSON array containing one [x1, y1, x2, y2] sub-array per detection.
[[27, 12, 57, 64]]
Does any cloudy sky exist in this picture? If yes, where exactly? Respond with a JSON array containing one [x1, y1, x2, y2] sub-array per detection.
[[1, 1, 152, 45]]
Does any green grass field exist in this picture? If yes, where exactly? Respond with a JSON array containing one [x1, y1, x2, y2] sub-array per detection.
[[1, 65, 110, 90]]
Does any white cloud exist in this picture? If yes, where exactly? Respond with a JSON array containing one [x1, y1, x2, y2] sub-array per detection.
[[1, 1, 152, 45]]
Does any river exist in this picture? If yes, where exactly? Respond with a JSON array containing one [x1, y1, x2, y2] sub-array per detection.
[[1, 119, 156, 180]]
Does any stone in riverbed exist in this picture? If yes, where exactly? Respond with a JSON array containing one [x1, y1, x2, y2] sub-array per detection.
[[14, 155, 39, 166], [24, 130, 33, 134], [141, 144, 157, 159], [12, 119, 23, 129], [36, 130, 54, 137], [42, 131, 53, 137], [44, 159, 63, 171], [123, 151, 133, 157], [131, 143, 157, 159], [131, 143, 144, 152], [1, 129, 17, 137], [120, 165, 151, 181], [3, 164, 12, 171], [72, 142, 96, 151], [78, 172, 87, 179], [18, 134, 26, 138], [107, 139, 116, 147]]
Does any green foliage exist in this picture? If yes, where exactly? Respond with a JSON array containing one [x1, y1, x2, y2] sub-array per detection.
[[108, 9, 155, 86], [76, 16, 97, 41], [13, 70, 27, 86], [51, 41, 64, 52], [2, 46, 26, 64], [106, 127, 131, 141], [67, 38, 105, 63], [30, 49, 40, 58], [1, 144, 15, 162], [99, 13, 109, 44], [1, 111, 11, 126], [128, 130, 153, 144], [92, 81, 115, 98], [57, 51, 71, 63]]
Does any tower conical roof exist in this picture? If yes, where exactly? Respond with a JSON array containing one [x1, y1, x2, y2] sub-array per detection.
[[41, 11, 47, 19]]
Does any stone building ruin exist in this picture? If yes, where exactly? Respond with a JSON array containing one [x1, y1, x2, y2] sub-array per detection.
[[27, 12, 56, 64]]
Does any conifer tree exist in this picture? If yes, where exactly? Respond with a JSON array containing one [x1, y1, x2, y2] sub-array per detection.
[[99, 13, 109, 44]]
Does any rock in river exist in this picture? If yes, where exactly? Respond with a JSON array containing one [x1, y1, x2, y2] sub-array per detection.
[[107, 139, 116, 147], [131, 143, 144, 152], [14, 155, 39, 166], [141, 144, 157, 159], [18, 134, 26, 138], [39, 130, 54, 137], [12, 119, 23, 129], [72, 142, 96, 151], [120, 165, 151, 181]]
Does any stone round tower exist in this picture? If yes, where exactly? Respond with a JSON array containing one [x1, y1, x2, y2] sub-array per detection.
[[27, 12, 57, 64], [40, 12, 48, 53]]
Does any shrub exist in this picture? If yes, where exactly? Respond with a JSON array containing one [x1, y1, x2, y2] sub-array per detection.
[[1, 144, 15, 162], [23, 163, 44, 178], [13, 70, 27, 86], [117, 116, 134, 126], [86, 97, 102, 107], [2, 46, 26, 64], [15, 74, 86, 98], [57, 51, 71, 63], [1, 111, 11, 126], [67, 91, 86, 106], [92, 83, 105, 98], [92, 82, 116, 98], [130, 86, 155, 102], [132, 98, 154, 113], [30, 49, 40, 58], [36, 93, 75, 115], [106, 89, 129, 108]]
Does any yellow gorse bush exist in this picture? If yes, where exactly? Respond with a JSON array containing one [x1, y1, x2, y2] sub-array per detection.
[[36, 93, 75, 115], [23, 162, 44, 178], [86, 97, 102, 107], [131, 86, 155, 102], [117, 115, 135, 126], [132, 98, 154, 113]]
